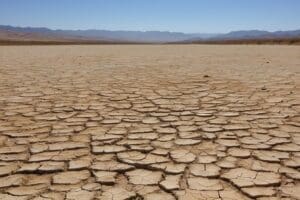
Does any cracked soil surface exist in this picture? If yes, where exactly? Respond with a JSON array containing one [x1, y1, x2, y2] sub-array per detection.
[[0, 45, 299, 199]]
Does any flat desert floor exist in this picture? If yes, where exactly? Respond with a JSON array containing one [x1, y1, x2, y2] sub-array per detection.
[[0, 45, 299, 200]]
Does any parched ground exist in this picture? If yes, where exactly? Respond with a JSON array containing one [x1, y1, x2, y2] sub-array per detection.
[[0, 45, 299, 200]]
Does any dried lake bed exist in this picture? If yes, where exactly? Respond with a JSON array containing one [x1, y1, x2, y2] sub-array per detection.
[[0, 45, 299, 199]]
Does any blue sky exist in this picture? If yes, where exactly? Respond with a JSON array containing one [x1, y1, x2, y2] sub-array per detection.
[[0, 0, 299, 33]]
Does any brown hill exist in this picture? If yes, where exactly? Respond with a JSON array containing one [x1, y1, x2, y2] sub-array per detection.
[[0, 29, 132, 45]]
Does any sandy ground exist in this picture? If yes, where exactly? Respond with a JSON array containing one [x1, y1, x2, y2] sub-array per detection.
[[0, 45, 299, 199]]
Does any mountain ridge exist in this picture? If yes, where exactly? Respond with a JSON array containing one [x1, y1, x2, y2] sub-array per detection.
[[0, 25, 299, 44], [0, 25, 218, 42]]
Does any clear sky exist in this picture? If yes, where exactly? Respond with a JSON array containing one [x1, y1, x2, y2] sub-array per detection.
[[0, 0, 299, 33]]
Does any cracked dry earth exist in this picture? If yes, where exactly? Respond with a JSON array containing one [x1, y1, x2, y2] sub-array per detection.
[[0, 45, 299, 200]]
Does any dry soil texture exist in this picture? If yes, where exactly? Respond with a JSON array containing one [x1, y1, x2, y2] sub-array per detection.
[[0, 45, 299, 200]]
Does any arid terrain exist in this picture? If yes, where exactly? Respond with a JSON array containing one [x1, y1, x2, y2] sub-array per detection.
[[0, 45, 299, 200]]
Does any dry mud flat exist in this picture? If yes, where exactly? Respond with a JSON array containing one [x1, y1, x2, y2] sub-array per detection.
[[0, 45, 299, 200]]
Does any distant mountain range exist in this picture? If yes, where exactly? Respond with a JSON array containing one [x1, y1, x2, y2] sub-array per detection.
[[0, 25, 217, 43], [0, 25, 299, 44], [194, 30, 300, 41]]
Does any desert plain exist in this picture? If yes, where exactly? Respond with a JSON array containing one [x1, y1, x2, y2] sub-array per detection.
[[0, 45, 299, 200]]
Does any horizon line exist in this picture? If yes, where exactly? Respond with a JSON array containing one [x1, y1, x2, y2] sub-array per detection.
[[1, 24, 300, 35]]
